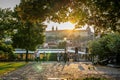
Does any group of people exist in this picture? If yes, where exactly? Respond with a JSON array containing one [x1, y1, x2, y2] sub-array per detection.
[[34, 50, 79, 62], [57, 52, 79, 63]]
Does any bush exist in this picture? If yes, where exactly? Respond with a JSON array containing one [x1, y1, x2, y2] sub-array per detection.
[[0, 42, 16, 61], [39, 53, 57, 61], [44, 53, 57, 61], [88, 33, 120, 64]]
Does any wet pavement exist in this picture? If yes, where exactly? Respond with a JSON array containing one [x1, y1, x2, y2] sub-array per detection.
[[0, 62, 120, 80]]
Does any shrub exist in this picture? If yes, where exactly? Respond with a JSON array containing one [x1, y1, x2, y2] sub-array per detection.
[[0, 42, 16, 61], [88, 33, 120, 64]]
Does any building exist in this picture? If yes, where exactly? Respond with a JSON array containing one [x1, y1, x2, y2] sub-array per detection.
[[45, 26, 94, 51]]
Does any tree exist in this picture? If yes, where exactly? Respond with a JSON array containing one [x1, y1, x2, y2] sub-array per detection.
[[91, 0, 120, 32], [12, 0, 51, 62], [15, 0, 71, 23], [0, 8, 18, 41], [15, 0, 120, 34], [14, 0, 120, 62], [12, 21, 45, 62], [0, 8, 19, 61], [88, 39, 104, 60], [88, 33, 120, 64], [0, 41, 15, 61], [107, 33, 120, 64], [58, 41, 67, 49], [74, 0, 120, 33]]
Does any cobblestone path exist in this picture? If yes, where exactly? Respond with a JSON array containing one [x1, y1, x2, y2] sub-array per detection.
[[0, 62, 120, 80]]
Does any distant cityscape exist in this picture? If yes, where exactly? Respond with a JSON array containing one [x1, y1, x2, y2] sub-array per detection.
[[43, 26, 94, 51]]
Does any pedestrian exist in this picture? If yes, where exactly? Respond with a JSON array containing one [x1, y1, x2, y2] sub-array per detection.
[[64, 52, 67, 63], [60, 53, 64, 61], [57, 53, 60, 62], [34, 50, 39, 62], [67, 52, 70, 61]]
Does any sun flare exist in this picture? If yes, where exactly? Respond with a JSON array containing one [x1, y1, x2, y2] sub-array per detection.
[[64, 22, 75, 30]]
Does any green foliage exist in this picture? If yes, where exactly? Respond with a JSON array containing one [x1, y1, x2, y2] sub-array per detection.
[[12, 21, 45, 51], [58, 41, 66, 49], [107, 33, 120, 54], [88, 40, 103, 56], [48, 53, 57, 61], [15, 0, 71, 23], [40, 53, 57, 61], [71, 0, 120, 33], [15, 0, 120, 34], [0, 41, 16, 61], [0, 8, 19, 40], [0, 8, 20, 61], [12, 20, 45, 62], [5, 0, 119, 62], [88, 33, 120, 61]]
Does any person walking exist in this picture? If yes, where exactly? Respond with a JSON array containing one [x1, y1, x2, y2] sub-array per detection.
[[34, 50, 39, 62], [64, 52, 67, 63], [57, 53, 61, 62]]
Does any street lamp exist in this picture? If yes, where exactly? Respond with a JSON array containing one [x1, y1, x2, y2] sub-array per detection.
[[64, 37, 67, 41]]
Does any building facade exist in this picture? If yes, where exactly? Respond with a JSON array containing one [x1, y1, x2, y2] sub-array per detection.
[[45, 26, 94, 51]]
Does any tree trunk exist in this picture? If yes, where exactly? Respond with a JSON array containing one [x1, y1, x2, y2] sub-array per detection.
[[26, 49, 28, 62]]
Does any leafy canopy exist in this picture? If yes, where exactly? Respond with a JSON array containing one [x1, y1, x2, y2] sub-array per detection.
[[88, 33, 120, 60], [16, 0, 120, 33], [0, 8, 19, 40], [12, 21, 45, 50]]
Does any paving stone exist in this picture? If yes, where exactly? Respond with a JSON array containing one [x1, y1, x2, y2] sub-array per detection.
[[0, 62, 120, 80]]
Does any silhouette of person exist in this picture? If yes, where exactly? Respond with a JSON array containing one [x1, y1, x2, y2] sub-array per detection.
[[34, 50, 39, 62], [64, 52, 67, 63]]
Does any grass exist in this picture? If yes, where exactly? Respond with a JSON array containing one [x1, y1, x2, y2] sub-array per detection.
[[0, 62, 27, 76]]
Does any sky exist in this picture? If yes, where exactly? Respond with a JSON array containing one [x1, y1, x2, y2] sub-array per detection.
[[44, 21, 76, 31], [0, 0, 20, 9], [0, 0, 87, 31]]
